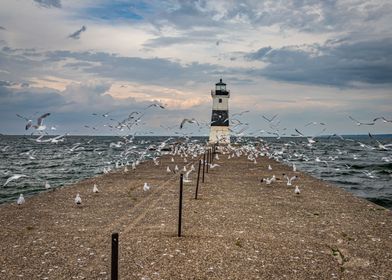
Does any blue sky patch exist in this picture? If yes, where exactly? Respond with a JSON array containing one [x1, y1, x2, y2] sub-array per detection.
[[84, 1, 150, 21]]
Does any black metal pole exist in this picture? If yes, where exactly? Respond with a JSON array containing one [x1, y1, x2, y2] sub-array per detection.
[[206, 150, 209, 173], [178, 174, 183, 237], [111, 232, 119, 280], [202, 153, 206, 183], [195, 159, 201, 199]]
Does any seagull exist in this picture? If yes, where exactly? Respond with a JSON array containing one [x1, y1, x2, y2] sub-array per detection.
[[183, 169, 193, 183], [268, 165, 272, 170], [16, 114, 33, 130], [143, 182, 151, 191], [146, 103, 165, 109], [17, 194, 25, 205], [180, 118, 199, 129], [292, 163, 297, 172], [174, 165, 179, 172], [348, 116, 375, 126], [166, 166, 172, 173], [209, 163, 220, 169], [4, 174, 27, 186], [368, 132, 392, 150], [27, 113, 51, 131], [305, 121, 326, 127], [294, 186, 300, 195], [285, 175, 298, 186], [262, 114, 278, 123], [232, 110, 250, 117], [93, 184, 99, 193], [373, 116, 392, 123], [124, 166, 128, 173], [74, 194, 82, 205], [44, 181, 51, 189]]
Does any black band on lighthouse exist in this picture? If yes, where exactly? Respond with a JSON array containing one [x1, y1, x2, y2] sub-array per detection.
[[211, 110, 229, 126]]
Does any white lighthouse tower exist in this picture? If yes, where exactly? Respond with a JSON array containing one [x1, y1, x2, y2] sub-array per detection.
[[209, 79, 230, 144]]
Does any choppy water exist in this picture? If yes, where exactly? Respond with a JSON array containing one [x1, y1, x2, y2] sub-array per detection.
[[0, 135, 391, 209]]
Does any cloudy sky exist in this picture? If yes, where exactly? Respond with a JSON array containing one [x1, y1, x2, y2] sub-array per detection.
[[0, 0, 391, 136]]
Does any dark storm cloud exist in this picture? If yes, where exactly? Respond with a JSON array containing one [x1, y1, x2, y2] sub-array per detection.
[[246, 37, 392, 86], [0, 86, 67, 132], [33, 0, 61, 8], [68, 26, 87, 40], [45, 50, 220, 85]]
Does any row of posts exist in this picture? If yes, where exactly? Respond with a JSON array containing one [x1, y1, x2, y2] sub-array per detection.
[[111, 145, 216, 279]]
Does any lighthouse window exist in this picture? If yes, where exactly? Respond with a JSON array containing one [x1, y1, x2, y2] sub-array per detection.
[[219, 98, 222, 103]]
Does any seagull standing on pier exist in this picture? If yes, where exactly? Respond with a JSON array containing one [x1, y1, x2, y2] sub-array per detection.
[[74, 194, 82, 205], [294, 186, 301, 195], [93, 184, 99, 193], [143, 182, 151, 191]]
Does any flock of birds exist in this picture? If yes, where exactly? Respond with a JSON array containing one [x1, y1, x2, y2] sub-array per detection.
[[1, 109, 391, 206]]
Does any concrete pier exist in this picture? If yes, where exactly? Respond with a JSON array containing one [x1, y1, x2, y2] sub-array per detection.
[[1, 153, 392, 279]]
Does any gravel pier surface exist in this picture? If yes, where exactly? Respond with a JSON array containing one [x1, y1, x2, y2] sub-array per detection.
[[1, 153, 392, 279]]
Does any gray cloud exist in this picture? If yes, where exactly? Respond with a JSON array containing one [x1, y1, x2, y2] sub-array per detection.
[[246, 37, 392, 86], [68, 25, 87, 40], [140, 1, 392, 34], [143, 28, 223, 48], [0, 80, 15, 87], [33, 0, 61, 8], [44, 50, 224, 86]]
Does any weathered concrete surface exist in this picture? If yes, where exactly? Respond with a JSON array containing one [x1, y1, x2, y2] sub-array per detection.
[[1, 154, 392, 279]]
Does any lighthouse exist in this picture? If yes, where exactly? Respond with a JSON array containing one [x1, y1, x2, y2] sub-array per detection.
[[209, 79, 230, 144]]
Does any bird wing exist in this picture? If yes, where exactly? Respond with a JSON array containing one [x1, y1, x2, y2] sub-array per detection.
[[294, 128, 304, 136], [348, 116, 359, 124], [37, 113, 50, 126], [16, 114, 30, 121]]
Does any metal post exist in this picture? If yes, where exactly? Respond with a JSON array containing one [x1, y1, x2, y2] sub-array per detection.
[[195, 159, 201, 199], [111, 232, 119, 280], [206, 150, 209, 173], [178, 174, 183, 237], [202, 153, 206, 183]]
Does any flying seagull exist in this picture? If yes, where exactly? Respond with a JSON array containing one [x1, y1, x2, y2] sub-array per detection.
[[145, 103, 165, 109], [180, 118, 199, 129], [348, 116, 375, 126], [68, 25, 87, 39], [20, 113, 50, 131], [373, 117, 392, 123], [4, 174, 27, 186], [262, 114, 278, 123]]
